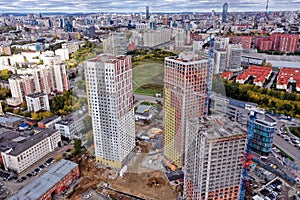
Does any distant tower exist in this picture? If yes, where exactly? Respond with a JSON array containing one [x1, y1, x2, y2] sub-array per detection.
[[146, 5, 150, 20], [222, 3, 228, 23]]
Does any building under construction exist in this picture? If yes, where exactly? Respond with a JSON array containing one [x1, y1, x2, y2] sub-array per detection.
[[184, 116, 247, 200], [164, 52, 208, 167]]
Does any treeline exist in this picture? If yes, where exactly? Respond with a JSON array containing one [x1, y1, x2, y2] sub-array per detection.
[[213, 77, 300, 118], [70, 41, 102, 62], [128, 49, 177, 62]]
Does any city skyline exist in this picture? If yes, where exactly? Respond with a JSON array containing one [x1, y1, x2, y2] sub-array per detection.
[[1, 0, 300, 13]]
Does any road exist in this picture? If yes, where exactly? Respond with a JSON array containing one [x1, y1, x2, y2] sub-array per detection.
[[273, 134, 300, 165], [265, 71, 278, 88], [134, 94, 163, 103]]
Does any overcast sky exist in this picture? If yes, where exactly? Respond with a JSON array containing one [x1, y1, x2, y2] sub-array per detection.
[[1, 0, 299, 13]]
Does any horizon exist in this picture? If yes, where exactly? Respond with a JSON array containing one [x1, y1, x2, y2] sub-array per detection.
[[1, 0, 300, 14]]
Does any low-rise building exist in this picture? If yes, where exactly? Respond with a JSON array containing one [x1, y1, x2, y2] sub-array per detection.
[[9, 159, 79, 200], [38, 115, 61, 129], [134, 105, 153, 121], [25, 93, 50, 112], [55, 111, 87, 139], [1, 129, 61, 173]]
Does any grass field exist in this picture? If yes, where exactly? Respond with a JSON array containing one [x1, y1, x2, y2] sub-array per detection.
[[132, 59, 164, 96]]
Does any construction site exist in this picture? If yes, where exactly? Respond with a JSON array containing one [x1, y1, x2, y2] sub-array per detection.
[[64, 102, 179, 200]]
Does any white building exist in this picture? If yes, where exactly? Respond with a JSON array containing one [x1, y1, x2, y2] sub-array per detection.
[[184, 117, 247, 200], [1, 129, 61, 174], [214, 50, 227, 74], [55, 111, 87, 139], [85, 54, 135, 168], [55, 48, 69, 61], [142, 28, 171, 47], [25, 93, 50, 112]]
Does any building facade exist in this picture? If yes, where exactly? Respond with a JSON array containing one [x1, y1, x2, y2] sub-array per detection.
[[184, 117, 247, 200], [226, 44, 242, 72], [55, 111, 87, 139], [1, 129, 61, 173], [25, 92, 50, 112], [164, 53, 208, 167], [103, 32, 127, 56], [85, 55, 135, 168]]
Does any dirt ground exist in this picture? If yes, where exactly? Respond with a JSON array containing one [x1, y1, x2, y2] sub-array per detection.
[[110, 170, 177, 200]]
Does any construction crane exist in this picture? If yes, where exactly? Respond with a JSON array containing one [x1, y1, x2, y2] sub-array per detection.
[[206, 34, 215, 116], [265, 0, 270, 21], [239, 111, 256, 200]]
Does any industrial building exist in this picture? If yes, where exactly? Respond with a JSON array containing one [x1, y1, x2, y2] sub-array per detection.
[[55, 110, 87, 139], [9, 159, 80, 200], [184, 116, 247, 200], [85, 54, 135, 168], [1, 129, 61, 173], [164, 52, 208, 167]]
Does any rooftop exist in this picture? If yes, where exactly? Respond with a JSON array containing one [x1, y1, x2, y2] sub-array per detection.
[[9, 159, 78, 200], [39, 115, 61, 124], [7, 129, 59, 156], [26, 92, 47, 98], [189, 116, 247, 140]]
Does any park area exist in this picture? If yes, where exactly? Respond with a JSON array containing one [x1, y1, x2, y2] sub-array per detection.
[[132, 59, 164, 96]]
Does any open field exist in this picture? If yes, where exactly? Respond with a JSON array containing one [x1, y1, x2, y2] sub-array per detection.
[[132, 59, 164, 95]]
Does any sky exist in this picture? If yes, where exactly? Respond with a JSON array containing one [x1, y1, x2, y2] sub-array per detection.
[[0, 0, 299, 13]]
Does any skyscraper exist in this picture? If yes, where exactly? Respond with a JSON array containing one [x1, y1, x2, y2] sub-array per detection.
[[164, 52, 208, 167], [85, 55, 135, 168], [222, 3, 228, 23], [184, 117, 247, 200], [146, 5, 150, 20]]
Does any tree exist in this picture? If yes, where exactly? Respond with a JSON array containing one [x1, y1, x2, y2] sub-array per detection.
[[0, 70, 13, 81], [72, 139, 82, 155]]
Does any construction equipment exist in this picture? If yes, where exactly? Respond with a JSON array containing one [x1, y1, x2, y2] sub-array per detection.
[[239, 111, 256, 200], [165, 160, 177, 171]]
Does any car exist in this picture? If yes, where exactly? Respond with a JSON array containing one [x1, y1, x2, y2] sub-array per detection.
[[43, 163, 49, 167], [32, 171, 37, 176], [17, 178, 23, 182], [34, 168, 41, 173], [39, 165, 45, 169], [26, 173, 32, 177], [21, 176, 26, 181], [84, 193, 92, 199]]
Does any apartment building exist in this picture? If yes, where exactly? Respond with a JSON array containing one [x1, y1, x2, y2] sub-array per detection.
[[164, 52, 208, 167], [25, 92, 50, 112], [226, 44, 242, 72], [8, 75, 36, 105], [85, 54, 135, 168], [103, 32, 127, 56], [143, 28, 171, 47], [184, 117, 247, 200], [1, 129, 61, 173]]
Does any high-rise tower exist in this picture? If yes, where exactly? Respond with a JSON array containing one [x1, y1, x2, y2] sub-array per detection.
[[164, 52, 208, 167], [222, 3, 228, 23], [85, 55, 135, 168], [184, 117, 247, 200], [146, 6, 150, 20]]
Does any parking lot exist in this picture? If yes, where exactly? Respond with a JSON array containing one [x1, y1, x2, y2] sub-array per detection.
[[259, 179, 283, 199]]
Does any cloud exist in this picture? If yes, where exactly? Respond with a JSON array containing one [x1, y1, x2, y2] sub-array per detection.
[[0, 0, 299, 13]]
